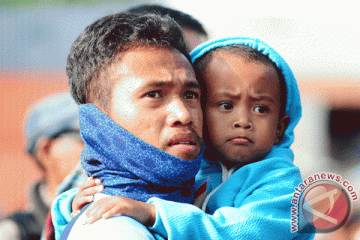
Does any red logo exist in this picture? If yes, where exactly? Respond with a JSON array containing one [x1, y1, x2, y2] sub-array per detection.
[[301, 182, 351, 232]]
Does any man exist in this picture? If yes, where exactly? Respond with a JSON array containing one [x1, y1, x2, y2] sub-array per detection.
[[127, 4, 209, 51], [0, 92, 84, 240], [54, 12, 203, 240], [45, 5, 209, 238], [55, 3, 209, 198]]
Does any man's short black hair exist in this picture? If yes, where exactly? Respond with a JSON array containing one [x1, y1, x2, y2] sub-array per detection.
[[127, 4, 208, 37], [194, 45, 287, 118], [67, 12, 190, 112]]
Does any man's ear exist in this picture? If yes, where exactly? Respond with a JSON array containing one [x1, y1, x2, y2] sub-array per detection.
[[274, 115, 290, 145]]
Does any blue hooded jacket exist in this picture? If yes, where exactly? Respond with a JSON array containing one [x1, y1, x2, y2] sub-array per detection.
[[146, 37, 314, 239]]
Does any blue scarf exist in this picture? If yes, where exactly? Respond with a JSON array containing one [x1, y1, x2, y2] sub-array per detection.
[[79, 104, 204, 204]]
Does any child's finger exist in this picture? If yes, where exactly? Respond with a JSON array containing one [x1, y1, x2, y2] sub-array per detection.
[[85, 198, 118, 224], [79, 177, 100, 191], [80, 184, 104, 197], [102, 207, 121, 219], [72, 194, 94, 212], [70, 210, 81, 219], [80, 194, 95, 206], [84, 203, 108, 224], [72, 185, 103, 211]]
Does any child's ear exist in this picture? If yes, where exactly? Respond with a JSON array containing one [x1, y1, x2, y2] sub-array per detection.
[[274, 115, 290, 145]]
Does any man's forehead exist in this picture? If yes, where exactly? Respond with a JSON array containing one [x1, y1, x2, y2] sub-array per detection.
[[116, 62, 131, 75], [113, 46, 193, 74], [107, 47, 198, 95]]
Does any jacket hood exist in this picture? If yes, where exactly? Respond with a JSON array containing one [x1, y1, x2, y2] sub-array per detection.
[[190, 36, 302, 149]]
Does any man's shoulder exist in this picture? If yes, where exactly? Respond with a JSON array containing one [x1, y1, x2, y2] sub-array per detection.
[[64, 209, 155, 240]]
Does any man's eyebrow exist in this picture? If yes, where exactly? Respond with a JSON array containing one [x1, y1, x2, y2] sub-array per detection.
[[144, 81, 173, 87], [141, 80, 200, 89], [185, 81, 201, 89]]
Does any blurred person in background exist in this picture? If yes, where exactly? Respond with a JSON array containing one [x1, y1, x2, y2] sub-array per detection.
[[0, 92, 84, 240]]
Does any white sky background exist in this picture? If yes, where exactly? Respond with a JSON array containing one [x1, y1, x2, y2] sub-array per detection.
[[1, 0, 358, 79], [168, 0, 360, 79]]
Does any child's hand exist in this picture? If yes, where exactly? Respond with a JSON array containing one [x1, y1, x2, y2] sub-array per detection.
[[71, 177, 104, 218], [83, 196, 156, 226]]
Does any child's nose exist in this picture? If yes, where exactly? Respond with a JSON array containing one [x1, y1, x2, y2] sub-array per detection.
[[233, 112, 252, 129]]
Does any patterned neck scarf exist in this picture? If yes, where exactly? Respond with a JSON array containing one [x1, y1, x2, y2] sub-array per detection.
[[79, 104, 204, 203]]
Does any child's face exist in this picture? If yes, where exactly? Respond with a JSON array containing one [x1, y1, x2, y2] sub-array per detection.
[[203, 50, 288, 168]]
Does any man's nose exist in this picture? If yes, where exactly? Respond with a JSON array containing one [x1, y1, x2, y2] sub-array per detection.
[[166, 99, 192, 127]]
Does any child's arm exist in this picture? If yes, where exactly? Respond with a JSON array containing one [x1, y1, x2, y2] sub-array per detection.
[[146, 159, 314, 240], [80, 182, 300, 239], [81, 160, 314, 239]]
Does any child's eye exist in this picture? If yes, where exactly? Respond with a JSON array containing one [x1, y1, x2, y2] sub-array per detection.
[[219, 102, 233, 110], [146, 91, 161, 99], [183, 91, 199, 99], [254, 105, 269, 114]]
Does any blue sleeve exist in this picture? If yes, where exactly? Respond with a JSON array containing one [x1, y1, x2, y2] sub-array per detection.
[[148, 193, 314, 240], [51, 188, 78, 240], [148, 158, 315, 240]]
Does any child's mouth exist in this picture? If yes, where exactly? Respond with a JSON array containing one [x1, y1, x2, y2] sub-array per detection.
[[228, 136, 252, 145]]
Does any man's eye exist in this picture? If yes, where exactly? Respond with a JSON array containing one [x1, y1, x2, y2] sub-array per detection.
[[219, 102, 233, 110], [146, 91, 161, 98], [184, 91, 199, 99], [254, 105, 269, 114]]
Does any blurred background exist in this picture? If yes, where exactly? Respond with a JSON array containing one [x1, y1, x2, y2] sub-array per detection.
[[1, 0, 359, 238]]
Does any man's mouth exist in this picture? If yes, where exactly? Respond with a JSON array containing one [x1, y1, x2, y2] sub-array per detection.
[[168, 135, 197, 147], [166, 132, 202, 160]]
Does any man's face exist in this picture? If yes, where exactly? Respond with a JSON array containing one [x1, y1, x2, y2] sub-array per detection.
[[104, 47, 203, 161], [203, 50, 287, 168]]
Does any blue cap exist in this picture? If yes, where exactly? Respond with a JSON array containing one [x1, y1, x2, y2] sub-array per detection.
[[24, 92, 80, 155]]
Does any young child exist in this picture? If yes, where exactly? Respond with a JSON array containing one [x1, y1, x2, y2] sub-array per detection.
[[53, 37, 314, 239]]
